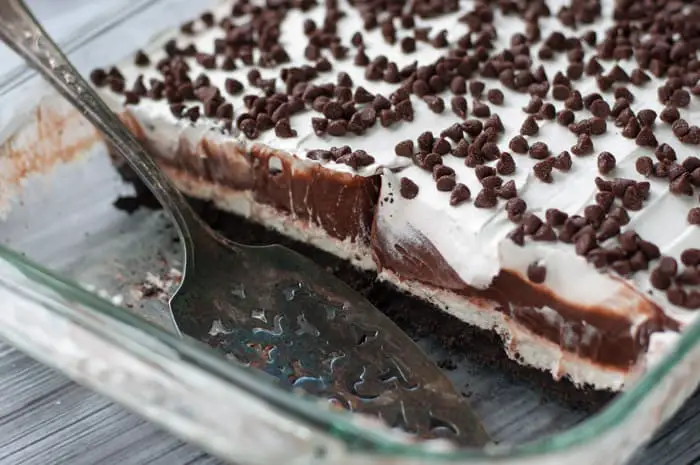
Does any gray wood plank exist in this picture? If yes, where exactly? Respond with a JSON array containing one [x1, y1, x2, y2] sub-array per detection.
[[0, 342, 222, 465]]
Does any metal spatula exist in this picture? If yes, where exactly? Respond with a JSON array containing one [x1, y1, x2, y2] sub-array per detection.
[[0, 0, 490, 447]]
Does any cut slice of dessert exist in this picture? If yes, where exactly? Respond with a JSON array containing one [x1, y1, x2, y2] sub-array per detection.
[[92, 0, 700, 391]]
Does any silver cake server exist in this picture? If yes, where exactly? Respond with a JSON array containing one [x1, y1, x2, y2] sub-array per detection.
[[0, 0, 490, 447]]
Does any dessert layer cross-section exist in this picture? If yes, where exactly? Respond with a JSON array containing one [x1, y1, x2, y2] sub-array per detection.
[[91, 0, 700, 391]]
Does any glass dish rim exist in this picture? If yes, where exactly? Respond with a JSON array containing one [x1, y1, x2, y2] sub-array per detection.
[[0, 0, 697, 459], [1, 220, 697, 461]]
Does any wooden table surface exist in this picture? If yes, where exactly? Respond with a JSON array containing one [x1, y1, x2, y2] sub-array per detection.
[[1, 1, 700, 464]]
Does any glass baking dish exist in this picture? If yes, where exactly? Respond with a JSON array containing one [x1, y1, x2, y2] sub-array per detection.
[[1, 0, 700, 463]]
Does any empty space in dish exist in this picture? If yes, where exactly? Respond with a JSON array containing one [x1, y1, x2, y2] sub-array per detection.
[[0, 92, 600, 445]]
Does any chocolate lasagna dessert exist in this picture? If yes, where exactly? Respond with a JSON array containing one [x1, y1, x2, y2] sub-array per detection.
[[90, 0, 700, 391]]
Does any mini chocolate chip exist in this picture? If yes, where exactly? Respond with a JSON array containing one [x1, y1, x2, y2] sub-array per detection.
[[401, 37, 416, 53], [523, 97, 543, 114], [552, 84, 570, 100], [611, 260, 632, 276], [453, 140, 469, 158], [450, 183, 471, 206], [462, 119, 483, 137], [433, 137, 451, 155], [671, 89, 691, 107], [498, 180, 517, 199], [658, 256, 678, 277], [557, 109, 575, 126], [506, 198, 527, 222], [539, 103, 556, 120], [395, 140, 414, 157], [589, 100, 610, 118], [395, 100, 414, 121], [609, 206, 630, 225], [400, 177, 419, 199], [533, 224, 556, 241], [589, 117, 606, 135], [354, 87, 374, 103], [433, 165, 455, 180], [327, 120, 348, 136], [584, 204, 605, 228], [422, 153, 442, 171], [670, 172, 693, 196], [639, 240, 661, 260], [380, 109, 396, 127], [451, 76, 467, 94], [529, 141, 549, 160], [424, 95, 445, 114], [678, 269, 700, 286], [475, 165, 496, 180], [683, 157, 700, 172], [650, 269, 672, 290], [487, 89, 504, 105], [575, 231, 597, 256], [635, 156, 654, 177], [274, 118, 297, 138], [636, 127, 658, 147], [497, 152, 516, 175], [660, 106, 680, 124], [673, 119, 691, 138], [441, 123, 464, 142], [481, 175, 502, 189], [571, 134, 594, 156], [637, 109, 657, 127], [554, 151, 572, 171], [533, 158, 555, 183], [598, 152, 616, 174], [185, 106, 201, 123], [474, 188, 498, 208], [546, 208, 568, 226], [134, 50, 150, 66], [469, 80, 485, 97], [418, 132, 434, 151], [689, 208, 700, 225], [597, 218, 621, 241], [520, 116, 539, 136], [224, 78, 243, 96], [472, 101, 491, 117], [312, 117, 328, 135], [451, 96, 468, 118], [682, 248, 700, 266], [523, 213, 543, 235], [622, 118, 640, 138], [436, 175, 456, 192], [655, 143, 677, 163], [595, 191, 614, 211], [622, 185, 643, 210], [565, 91, 584, 111], [509, 135, 528, 154]]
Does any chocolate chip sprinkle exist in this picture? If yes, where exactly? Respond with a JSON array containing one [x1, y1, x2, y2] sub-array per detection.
[[528, 141, 549, 160], [400, 177, 419, 199], [597, 152, 616, 174], [450, 183, 471, 206], [474, 188, 498, 209], [527, 262, 547, 283]]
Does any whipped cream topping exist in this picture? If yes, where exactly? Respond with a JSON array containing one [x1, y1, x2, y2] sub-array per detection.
[[97, 0, 700, 332]]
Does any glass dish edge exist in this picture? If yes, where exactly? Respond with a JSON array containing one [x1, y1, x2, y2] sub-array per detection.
[[0, 0, 698, 463]]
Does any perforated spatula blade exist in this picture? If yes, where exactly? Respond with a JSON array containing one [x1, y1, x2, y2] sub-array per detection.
[[0, 0, 490, 447]]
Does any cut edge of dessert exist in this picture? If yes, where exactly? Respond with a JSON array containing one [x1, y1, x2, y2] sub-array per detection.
[[90, 0, 700, 393], [114, 108, 657, 392]]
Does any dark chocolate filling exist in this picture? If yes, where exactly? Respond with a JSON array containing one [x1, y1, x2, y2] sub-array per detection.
[[111, 117, 677, 373]]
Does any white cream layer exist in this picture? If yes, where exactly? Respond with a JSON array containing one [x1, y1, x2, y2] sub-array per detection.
[[98, 0, 700, 352]]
